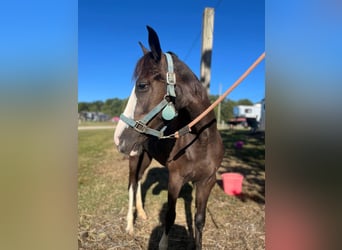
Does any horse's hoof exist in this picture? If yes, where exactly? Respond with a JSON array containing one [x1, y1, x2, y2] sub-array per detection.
[[125, 226, 134, 235], [138, 211, 148, 220]]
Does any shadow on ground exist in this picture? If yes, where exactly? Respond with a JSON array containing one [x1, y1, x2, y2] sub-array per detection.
[[141, 168, 195, 249], [147, 203, 195, 250], [141, 129, 265, 248]]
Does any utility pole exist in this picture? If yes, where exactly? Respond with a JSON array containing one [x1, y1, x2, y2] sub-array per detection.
[[200, 7, 214, 95]]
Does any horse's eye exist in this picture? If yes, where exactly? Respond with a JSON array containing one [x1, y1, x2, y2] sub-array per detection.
[[137, 82, 149, 91]]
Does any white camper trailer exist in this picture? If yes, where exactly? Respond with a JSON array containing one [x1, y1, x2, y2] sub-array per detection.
[[233, 104, 261, 121], [232, 100, 265, 131]]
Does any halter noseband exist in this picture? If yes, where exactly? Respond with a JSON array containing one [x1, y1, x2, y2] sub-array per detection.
[[119, 53, 177, 139]]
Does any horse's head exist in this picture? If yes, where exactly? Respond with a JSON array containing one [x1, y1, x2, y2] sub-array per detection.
[[114, 26, 179, 155], [115, 26, 209, 156]]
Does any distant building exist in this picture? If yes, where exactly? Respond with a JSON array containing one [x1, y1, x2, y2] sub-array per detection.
[[79, 111, 110, 122]]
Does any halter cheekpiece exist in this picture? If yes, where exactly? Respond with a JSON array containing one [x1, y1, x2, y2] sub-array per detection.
[[120, 53, 178, 139]]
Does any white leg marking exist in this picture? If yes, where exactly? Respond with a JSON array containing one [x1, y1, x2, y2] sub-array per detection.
[[136, 180, 147, 220], [126, 184, 134, 235], [159, 231, 168, 250], [114, 86, 137, 146]]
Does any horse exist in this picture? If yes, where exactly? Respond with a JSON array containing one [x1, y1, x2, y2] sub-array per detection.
[[114, 26, 224, 250]]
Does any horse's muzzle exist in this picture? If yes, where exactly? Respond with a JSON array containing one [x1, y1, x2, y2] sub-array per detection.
[[116, 139, 141, 157], [116, 139, 130, 155]]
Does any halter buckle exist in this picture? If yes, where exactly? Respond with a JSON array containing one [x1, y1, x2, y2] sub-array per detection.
[[166, 72, 176, 85], [134, 120, 147, 133]]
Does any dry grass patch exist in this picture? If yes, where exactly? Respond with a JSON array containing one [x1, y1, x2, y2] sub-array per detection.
[[78, 129, 265, 249]]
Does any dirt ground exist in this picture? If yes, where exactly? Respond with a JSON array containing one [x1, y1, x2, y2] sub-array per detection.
[[78, 129, 265, 250]]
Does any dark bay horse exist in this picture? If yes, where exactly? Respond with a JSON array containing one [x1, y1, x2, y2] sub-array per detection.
[[114, 26, 224, 250]]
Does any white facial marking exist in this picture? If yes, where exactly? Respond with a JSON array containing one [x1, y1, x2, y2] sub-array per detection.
[[114, 86, 137, 146]]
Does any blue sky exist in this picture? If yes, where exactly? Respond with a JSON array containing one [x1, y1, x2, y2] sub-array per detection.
[[79, 0, 265, 103]]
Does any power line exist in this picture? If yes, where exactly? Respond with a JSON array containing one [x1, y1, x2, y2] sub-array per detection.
[[183, 0, 223, 63], [183, 31, 201, 62], [214, 0, 223, 10]]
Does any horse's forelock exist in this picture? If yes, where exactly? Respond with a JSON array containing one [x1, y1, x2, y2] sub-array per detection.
[[133, 56, 144, 80], [133, 53, 161, 81]]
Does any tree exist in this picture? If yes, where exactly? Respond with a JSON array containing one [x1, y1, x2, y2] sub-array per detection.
[[78, 96, 253, 123], [78, 102, 89, 113], [99, 98, 126, 117], [237, 99, 253, 105], [208, 95, 254, 123], [88, 100, 104, 112]]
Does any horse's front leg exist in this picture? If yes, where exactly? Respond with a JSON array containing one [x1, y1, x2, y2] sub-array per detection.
[[126, 179, 135, 235], [159, 173, 183, 250], [125, 181, 147, 234], [126, 152, 151, 235], [136, 179, 147, 219], [194, 176, 216, 250]]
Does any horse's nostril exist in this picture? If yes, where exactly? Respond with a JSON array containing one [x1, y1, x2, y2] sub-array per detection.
[[117, 143, 124, 153], [117, 141, 130, 155]]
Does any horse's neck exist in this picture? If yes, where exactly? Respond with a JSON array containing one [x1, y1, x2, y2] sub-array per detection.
[[182, 96, 217, 133]]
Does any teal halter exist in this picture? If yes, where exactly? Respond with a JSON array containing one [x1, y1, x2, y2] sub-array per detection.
[[119, 53, 177, 139]]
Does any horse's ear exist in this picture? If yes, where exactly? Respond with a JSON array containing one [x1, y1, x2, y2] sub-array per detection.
[[146, 25, 162, 62], [138, 41, 149, 55]]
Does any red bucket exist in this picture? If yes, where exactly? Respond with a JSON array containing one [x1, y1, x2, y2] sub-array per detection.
[[221, 173, 244, 195]]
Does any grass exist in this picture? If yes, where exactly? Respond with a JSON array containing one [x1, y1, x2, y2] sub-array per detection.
[[78, 128, 265, 249], [78, 129, 127, 214]]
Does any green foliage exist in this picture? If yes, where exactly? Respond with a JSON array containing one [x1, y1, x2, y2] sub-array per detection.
[[78, 98, 128, 117], [237, 99, 253, 105], [78, 102, 89, 112], [209, 95, 252, 122], [78, 96, 254, 122]]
